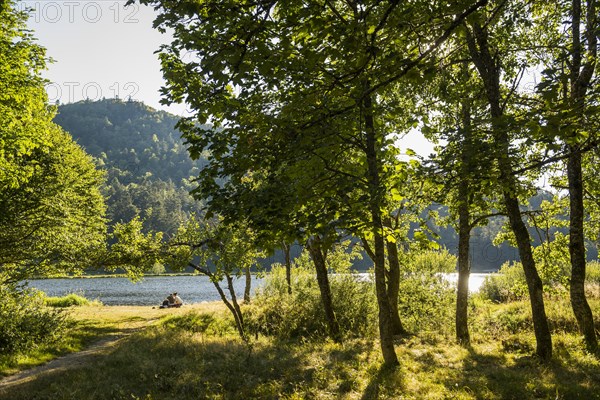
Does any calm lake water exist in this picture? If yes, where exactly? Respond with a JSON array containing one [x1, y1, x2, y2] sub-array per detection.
[[28, 275, 261, 306], [27, 273, 490, 306]]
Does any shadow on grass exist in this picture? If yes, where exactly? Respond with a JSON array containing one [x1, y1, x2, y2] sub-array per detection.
[[4, 317, 600, 400], [1, 323, 378, 400], [359, 364, 404, 400], [435, 344, 600, 400]]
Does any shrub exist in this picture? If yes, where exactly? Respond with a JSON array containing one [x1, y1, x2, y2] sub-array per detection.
[[246, 244, 377, 339], [397, 249, 456, 334], [0, 285, 68, 358], [479, 258, 600, 303], [45, 293, 99, 307], [247, 247, 459, 339], [478, 262, 528, 303]]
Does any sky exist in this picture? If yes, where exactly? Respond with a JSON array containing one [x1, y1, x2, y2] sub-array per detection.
[[22, 0, 435, 156], [22, 0, 189, 114]]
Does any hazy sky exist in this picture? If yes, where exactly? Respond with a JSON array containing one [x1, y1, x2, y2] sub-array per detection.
[[22, 0, 189, 115], [22, 0, 434, 155]]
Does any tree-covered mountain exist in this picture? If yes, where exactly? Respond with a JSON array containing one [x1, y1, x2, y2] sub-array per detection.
[[54, 99, 206, 236]]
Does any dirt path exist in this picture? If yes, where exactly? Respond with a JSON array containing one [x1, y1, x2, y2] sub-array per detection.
[[0, 318, 158, 391]]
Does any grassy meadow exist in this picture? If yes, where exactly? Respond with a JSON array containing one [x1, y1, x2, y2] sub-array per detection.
[[1, 297, 599, 400]]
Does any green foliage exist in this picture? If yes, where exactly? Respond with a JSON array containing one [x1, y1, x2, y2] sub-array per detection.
[[45, 293, 99, 308], [479, 252, 595, 303], [479, 262, 529, 303], [397, 249, 456, 334], [105, 218, 164, 280], [403, 248, 457, 274], [0, 286, 68, 358], [249, 247, 458, 338], [168, 217, 264, 279], [0, 0, 52, 189], [0, 1, 107, 284], [246, 248, 377, 339], [532, 232, 571, 291]]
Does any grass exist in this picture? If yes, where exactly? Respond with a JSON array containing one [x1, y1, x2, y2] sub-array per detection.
[[44, 293, 102, 307], [0, 302, 224, 377], [2, 299, 599, 399]]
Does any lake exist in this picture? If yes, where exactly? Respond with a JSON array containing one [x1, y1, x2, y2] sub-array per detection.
[[27, 273, 490, 306], [27, 275, 261, 306]]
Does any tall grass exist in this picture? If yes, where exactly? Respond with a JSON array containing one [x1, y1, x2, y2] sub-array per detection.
[[479, 260, 600, 303], [245, 262, 378, 339], [44, 293, 102, 307]]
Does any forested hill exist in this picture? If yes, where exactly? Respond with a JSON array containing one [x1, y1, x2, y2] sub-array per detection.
[[54, 99, 206, 236]]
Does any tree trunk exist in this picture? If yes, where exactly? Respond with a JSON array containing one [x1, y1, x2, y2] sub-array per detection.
[[283, 241, 292, 295], [364, 90, 399, 367], [189, 263, 247, 341], [307, 236, 341, 342], [466, 23, 552, 360], [226, 272, 247, 341], [361, 232, 406, 336], [504, 195, 552, 359], [456, 92, 472, 345], [568, 146, 598, 350], [244, 265, 251, 303], [383, 217, 407, 336], [456, 192, 471, 345], [567, 0, 598, 352]]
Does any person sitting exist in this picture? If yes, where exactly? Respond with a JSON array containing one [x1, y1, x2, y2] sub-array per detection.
[[159, 296, 170, 308], [172, 292, 183, 307], [159, 292, 181, 308]]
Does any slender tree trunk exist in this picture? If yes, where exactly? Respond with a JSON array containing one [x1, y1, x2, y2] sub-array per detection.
[[189, 263, 247, 341], [307, 236, 341, 342], [226, 272, 247, 340], [456, 93, 472, 345], [456, 192, 471, 345], [244, 266, 252, 303], [567, 0, 598, 352], [504, 194, 552, 359], [362, 232, 407, 337], [466, 24, 552, 360], [283, 241, 292, 295], [568, 146, 598, 351], [364, 90, 399, 367], [383, 217, 407, 336]]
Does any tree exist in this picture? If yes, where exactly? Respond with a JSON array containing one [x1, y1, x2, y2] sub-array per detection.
[[464, 1, 553, 359], [139, 0, 488, 367], [0, 0, 51, 189], [168, 217, 264, 341], [0, 0, 107, 285], [535, 0, 599, 352], [420, 51, 501, 344]]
